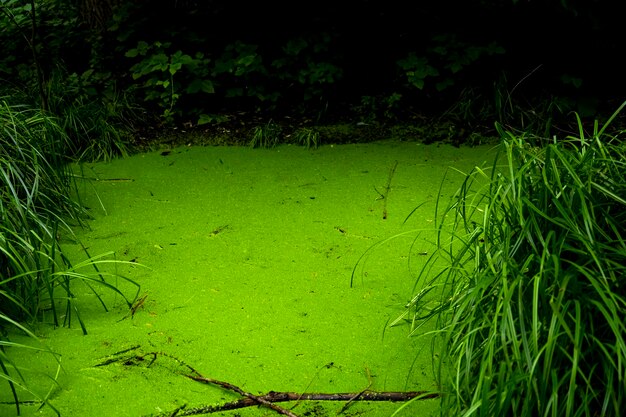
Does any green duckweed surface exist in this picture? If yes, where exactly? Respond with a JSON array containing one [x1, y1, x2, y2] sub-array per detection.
[[1, 140, 498, 417]]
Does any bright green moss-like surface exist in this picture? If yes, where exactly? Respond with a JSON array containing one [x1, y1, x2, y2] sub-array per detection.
[[1, 141, 497, 417]]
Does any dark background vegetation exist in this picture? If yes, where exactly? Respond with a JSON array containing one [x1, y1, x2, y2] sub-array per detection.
[[1, 0, 625, 149]]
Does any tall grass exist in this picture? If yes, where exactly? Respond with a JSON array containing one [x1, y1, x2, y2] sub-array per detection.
[[0, 100, 140, 415], [400, 103, 626, 416], [249, 120, 282, 148], [43, 70, 143, 162]]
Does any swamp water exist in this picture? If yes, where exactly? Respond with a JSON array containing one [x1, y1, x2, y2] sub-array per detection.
[[1, 140, 498, 417]]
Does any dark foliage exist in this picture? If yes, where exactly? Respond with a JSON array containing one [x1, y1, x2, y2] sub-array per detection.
[[1, 0, 624, 146]]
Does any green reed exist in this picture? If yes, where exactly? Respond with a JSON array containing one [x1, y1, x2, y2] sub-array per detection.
[[400, 102, 626, 416], [0, 100, 140, 415]]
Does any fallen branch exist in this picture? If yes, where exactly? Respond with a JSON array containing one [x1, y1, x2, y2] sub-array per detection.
[[186, 374, 299, 417], [158, 390, 439, 416], [94, 349, 439, 417]]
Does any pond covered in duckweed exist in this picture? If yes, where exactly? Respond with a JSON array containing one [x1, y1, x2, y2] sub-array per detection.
[[1, 140, 497, 417]]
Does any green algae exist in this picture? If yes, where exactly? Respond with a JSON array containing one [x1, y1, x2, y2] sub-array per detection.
[[1, 140, 498, 417]]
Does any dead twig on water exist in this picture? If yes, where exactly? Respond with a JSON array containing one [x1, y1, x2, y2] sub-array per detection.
[[94, 349, 439, 417], [379, 160, 398, 219], [156, 390, 440, 416]]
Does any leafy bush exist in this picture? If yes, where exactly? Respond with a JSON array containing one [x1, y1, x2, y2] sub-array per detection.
[[0, 0, 140, 161], [126, 41, 214, 123], [397, 34, 504, 93], [126, 35, 344, 125], [272, 33, 343, 102]]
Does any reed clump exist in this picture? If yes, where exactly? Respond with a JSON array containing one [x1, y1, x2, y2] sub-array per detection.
[[402, 102, 626, 416]]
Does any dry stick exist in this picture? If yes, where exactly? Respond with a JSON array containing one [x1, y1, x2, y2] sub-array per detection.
[[181, 360, 436, 416], [94, 345, 142, 367], [139, 353, 299, 417], [117, 293, 148, 322], [381, 160, 398, 219], [186, 374, 300, 417], [163, 391, 440, 416], [100, 352, 439, 417], [172, 355, 298, 417]]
